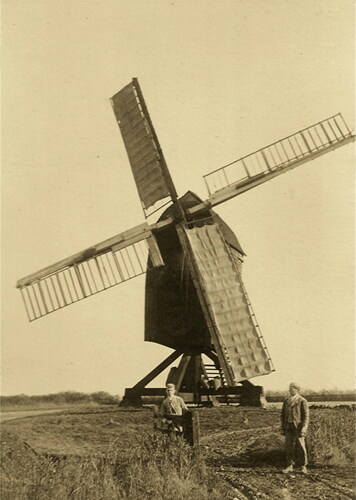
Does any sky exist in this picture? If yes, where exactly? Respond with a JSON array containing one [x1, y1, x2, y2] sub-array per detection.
[[1, 0, 355, 397]]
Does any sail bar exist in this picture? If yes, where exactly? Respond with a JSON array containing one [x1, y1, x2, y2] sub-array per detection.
[[16, 219, 172, 322], [188, 114, 354, 215], [111, 79, 178, 217]]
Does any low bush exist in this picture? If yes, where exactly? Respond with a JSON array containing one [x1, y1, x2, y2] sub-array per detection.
[[1, 431, 228, 500], [308, 408, 355, 466], [0, 391, 120, 410]]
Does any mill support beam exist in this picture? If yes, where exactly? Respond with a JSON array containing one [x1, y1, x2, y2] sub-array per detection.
[[120, 349, 183, 406]]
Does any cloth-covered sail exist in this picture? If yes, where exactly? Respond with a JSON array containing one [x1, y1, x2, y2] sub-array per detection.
[[185, 223, 273, 381]]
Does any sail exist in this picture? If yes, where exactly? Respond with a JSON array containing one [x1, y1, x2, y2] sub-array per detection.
[[111, 80, 173, 215], [189, 113, 355, 214], [185, 223, 273, 382], [16, 220, 171, 322]]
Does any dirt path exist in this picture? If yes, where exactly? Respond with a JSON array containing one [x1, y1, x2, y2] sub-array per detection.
[[0, 409, 65, 423], [202, 427, 355, 499]]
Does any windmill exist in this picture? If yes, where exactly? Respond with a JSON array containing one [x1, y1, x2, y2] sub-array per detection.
[[17, 79, 354, 406]]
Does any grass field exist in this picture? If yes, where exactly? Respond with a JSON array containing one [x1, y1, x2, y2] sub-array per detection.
[[1, 405, 355, 499]]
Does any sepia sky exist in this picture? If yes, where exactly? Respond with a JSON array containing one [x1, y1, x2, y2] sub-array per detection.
[[1, 0, 355, 396]]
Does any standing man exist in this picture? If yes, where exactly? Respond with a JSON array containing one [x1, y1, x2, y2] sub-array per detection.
[[280, 382, 309, 474], [160, 383, 188, 432]]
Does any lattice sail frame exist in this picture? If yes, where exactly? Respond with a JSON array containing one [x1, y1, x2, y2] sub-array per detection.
[[203, 113, 354, 199], [17, 222, 169, 322]]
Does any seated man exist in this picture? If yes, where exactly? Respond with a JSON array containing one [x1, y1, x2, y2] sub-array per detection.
[[160, 382, 188, 433]]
